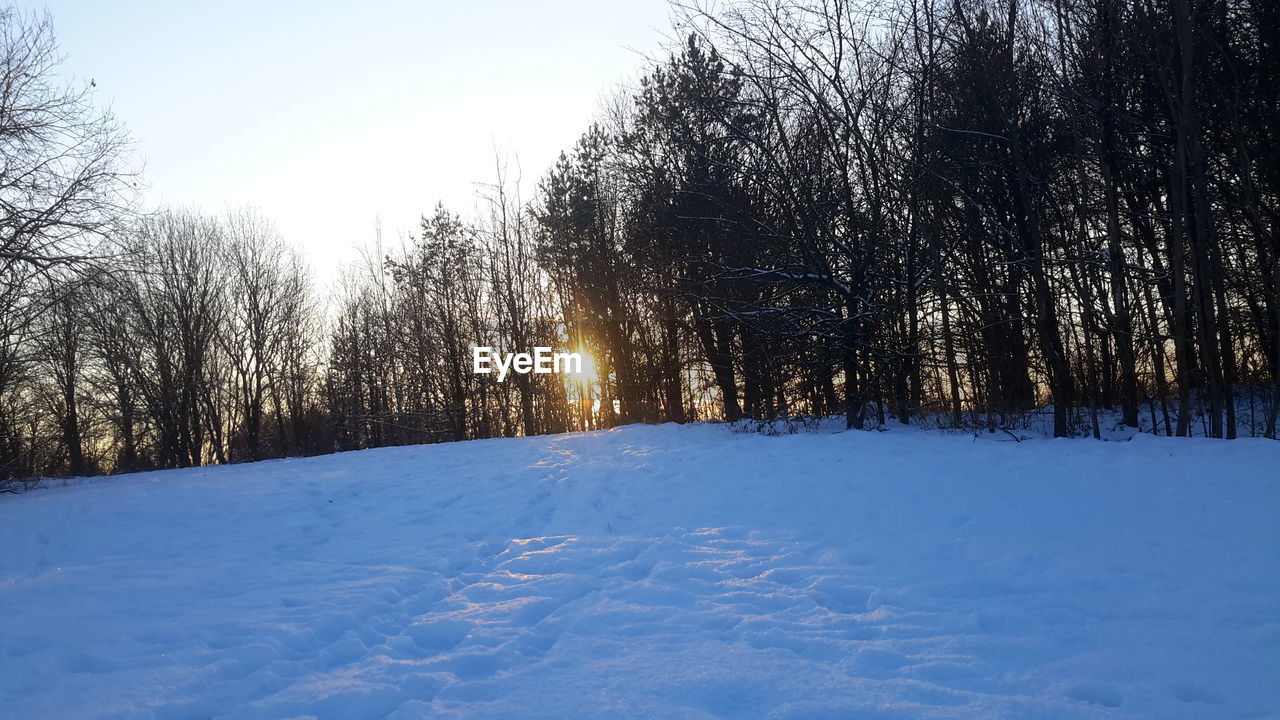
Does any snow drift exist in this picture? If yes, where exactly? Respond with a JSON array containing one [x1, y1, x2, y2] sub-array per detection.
[[1, 423, 1277, 719]]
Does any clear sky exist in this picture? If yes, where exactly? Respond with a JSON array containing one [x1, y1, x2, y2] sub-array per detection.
[[30, 0, 675, 289]]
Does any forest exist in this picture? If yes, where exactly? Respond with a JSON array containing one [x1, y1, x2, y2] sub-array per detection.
[[2, 0, 1278, 485]]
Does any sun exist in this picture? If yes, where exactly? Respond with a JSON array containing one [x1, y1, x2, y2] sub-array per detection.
[[565, 346, 599, 389]]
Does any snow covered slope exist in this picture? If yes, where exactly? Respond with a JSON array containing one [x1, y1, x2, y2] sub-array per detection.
[[1, 424, 1277, 719]]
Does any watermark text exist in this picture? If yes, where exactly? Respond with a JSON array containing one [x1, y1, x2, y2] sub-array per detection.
[[472, 347, 582, 382]]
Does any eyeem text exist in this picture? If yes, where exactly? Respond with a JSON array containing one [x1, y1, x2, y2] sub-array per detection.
[[472, 347, 582, 382]]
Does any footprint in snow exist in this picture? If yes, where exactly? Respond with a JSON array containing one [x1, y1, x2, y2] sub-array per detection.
[[1067, 682, 1124, 708]]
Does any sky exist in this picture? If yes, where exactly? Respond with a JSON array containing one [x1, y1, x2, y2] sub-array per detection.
[[30, 0, 675, 289]]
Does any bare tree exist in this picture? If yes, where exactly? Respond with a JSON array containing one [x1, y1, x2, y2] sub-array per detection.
[[0, 8, 135, 281]]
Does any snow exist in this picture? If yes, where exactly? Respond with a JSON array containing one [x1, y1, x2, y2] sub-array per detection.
[[1, 423, 1278, 719]]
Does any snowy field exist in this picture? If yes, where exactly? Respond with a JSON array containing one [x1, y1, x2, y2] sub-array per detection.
[[1, 423, 1278, 719]]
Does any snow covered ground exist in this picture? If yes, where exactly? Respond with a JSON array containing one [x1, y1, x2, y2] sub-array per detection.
[[1, 423, 1278, 719]]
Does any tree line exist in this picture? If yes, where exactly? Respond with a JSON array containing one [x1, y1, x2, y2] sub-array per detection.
[[3, 0, 1278, 484]]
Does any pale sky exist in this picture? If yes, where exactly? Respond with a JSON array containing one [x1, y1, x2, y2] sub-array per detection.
[[31, 0, 675, 289]]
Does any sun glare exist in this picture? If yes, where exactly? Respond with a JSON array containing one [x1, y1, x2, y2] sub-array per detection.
[[565, 347, 599, 389]]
